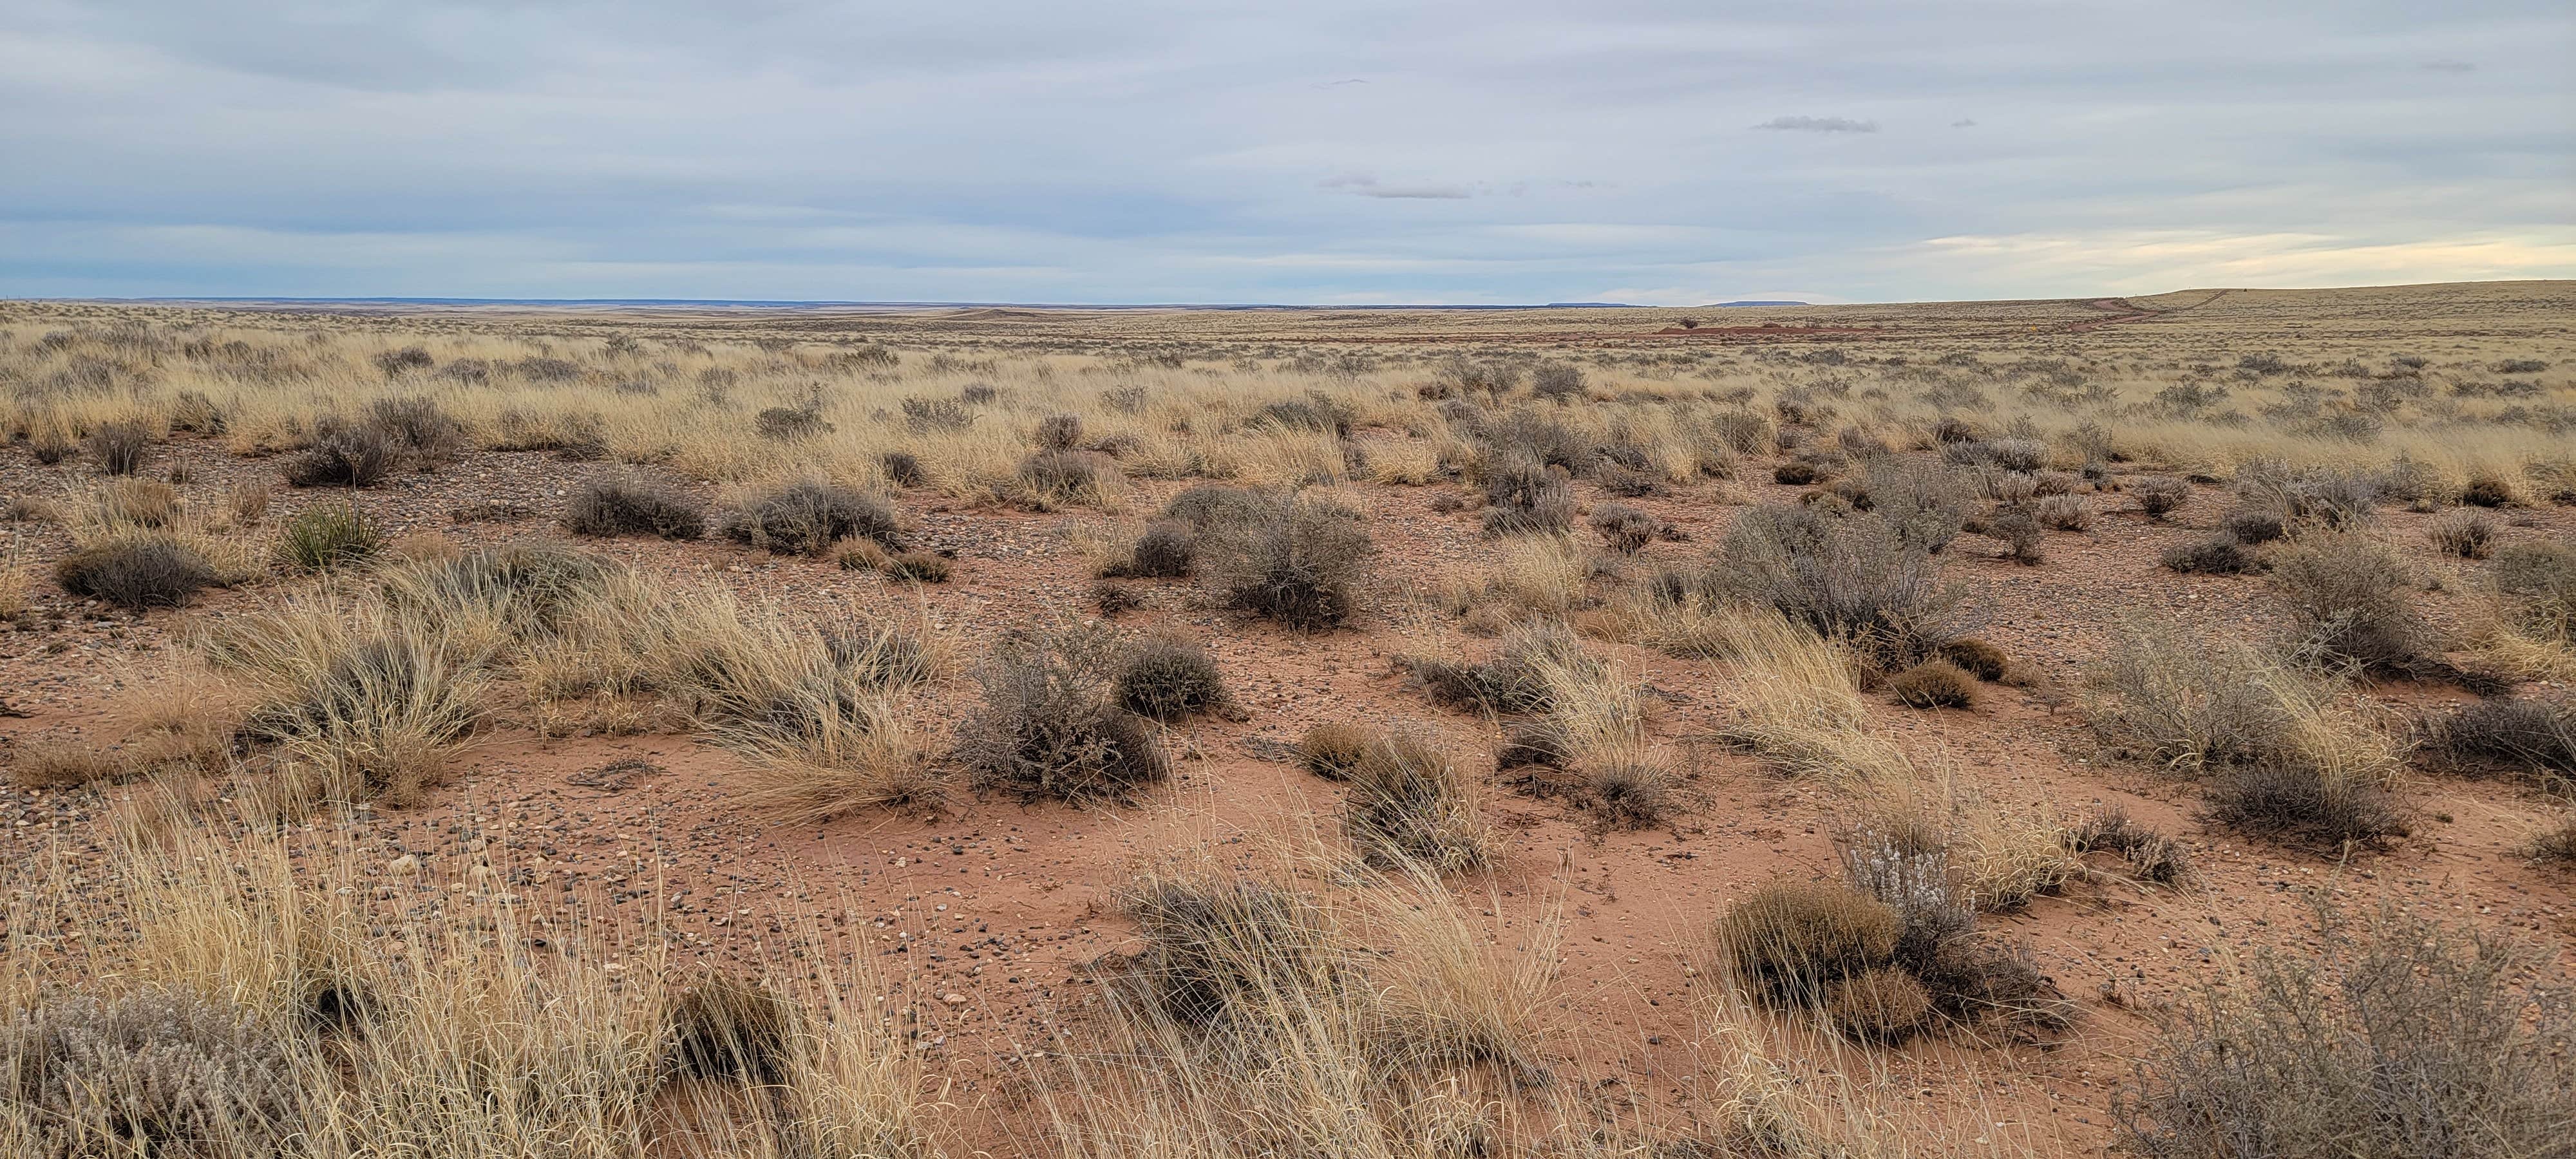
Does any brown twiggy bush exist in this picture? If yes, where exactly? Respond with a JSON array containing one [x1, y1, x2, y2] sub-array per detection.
[[1195, 489, 1374, 630], [1587, 502, 1669, 554], [721, 479, 902, 555], [54, 531, 220, 610], [661, 971, 799, 1084], [280, 417, 397, 488], [1115, 633, 1236, 721], [2118, 902, 2573, 1159], [2132, 475, 2191, 518], [562, 471, 706, 540], [2269, 531, 2437, 674], [960, 619, 1170, 802]]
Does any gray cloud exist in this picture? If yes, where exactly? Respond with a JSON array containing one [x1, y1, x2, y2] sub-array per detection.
[[2421, 59, 2477, 72], [1322, 174, 1474, 200], [1754, 115, 1880, 133], [1, 0, 2568, 303]]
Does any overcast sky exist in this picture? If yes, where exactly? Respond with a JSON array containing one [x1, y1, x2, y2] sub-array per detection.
[[3, 1, 2570, 304]]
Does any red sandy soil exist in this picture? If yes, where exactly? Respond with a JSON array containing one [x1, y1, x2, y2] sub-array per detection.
[[4, 435, 2571, 1155]]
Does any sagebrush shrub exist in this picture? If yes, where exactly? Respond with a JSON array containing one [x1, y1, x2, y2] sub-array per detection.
[[2119, 904, 2572, 1159], [1715, 505, 1975, 670], [2430, 695, 2574, 787], [1162, 484, 1268, 531], [721, 480, 902, 555], [2269, 531, 2435, 673], [1195, 490, 1374, 630], [562, 472, 706, 540], [1115, 634, 1235, 721], [961, 621, 1170, 801], [366, 397, 469, 465], [2133, 475, 2191, 518], [1589, 503, 1667, 554], [55, 531, 219, 609], [1117, 522, 1196, 578]]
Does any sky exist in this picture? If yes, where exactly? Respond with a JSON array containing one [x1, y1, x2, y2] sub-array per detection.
[[3, 1, 2571, 305]]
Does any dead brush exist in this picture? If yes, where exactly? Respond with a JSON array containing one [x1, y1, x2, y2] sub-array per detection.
[[562, 470, 706, 540], [959, 618, 1169, 802], [721, 478, 903, 555], [1194, 488, 1375, 630], [2423, 693, 2574, 790], [1341, 731, 1491, 872], [2118, 901, 2573, 1159], [2269, 530, 2438, 675], [54, 530, 221, 610], [2065, 807, 2188, 884], [1107, 869, 1343, 1043], [1477, 453, 1575, 536], [661, 972, 800, 1084]]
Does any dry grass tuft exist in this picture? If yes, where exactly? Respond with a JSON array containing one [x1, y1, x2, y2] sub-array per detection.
[[2084, 619, 2409, 848], [1296, 722, 1375, 781], [1889, 659, 1978, 710], [1342, 731, 1491, 872]]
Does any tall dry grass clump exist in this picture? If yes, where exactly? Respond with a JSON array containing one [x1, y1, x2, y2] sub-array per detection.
[[2084, 619, 2409, 847], [1, 821, 942, 1158]]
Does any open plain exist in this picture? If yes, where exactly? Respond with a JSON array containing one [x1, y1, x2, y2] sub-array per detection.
[[2, 281, 2572, 1156]]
